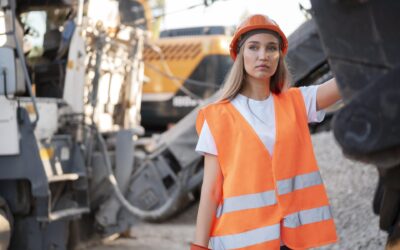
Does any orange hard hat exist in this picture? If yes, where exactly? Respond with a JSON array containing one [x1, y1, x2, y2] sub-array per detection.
[[229, 14, 288, 60]]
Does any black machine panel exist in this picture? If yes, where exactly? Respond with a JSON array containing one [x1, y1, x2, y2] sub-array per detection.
[[311, 0, 400, 100], [311, 0, 400, 155]]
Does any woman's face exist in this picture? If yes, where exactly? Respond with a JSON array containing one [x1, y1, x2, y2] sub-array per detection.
[[242, 33, 280, 82]]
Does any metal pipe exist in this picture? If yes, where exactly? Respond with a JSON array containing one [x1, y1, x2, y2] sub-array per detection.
[[9, 0, 39, 126], [77, 0, 84, 26]]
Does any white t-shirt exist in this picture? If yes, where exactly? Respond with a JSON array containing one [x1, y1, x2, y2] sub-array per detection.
[[195, 86, 325, 156]]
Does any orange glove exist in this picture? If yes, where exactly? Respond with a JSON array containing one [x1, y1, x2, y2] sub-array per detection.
[[190, 243, 211, 250]]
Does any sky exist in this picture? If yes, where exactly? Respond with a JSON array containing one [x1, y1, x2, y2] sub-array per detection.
[[161, 0, 311, 36]]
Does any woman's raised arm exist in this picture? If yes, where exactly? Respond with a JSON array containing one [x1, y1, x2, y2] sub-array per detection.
[[316, 78, 342, 111]]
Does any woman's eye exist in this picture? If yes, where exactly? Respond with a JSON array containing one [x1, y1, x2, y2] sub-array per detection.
[[249, 45, 258, 51], [267, 46, 278, 52]]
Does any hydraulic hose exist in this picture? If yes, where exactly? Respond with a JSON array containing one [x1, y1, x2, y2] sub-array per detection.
[[95, 128, 183, 221]]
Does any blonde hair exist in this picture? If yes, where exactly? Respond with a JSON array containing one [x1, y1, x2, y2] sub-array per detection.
[[217, 39, 290, 102]]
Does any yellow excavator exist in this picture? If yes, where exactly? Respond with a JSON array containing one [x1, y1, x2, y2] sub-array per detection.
[[142, 25, 233, 132]]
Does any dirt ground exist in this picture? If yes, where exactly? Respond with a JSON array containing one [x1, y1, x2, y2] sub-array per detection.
[[86, 132, 387, 250], [86, 203, 197, 250]]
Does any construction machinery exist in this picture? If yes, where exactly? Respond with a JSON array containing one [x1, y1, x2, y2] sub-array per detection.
[[309, 1, 400, 248], [0, 0, 200, 248]]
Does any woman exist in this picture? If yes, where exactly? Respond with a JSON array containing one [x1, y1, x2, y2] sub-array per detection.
[[192, 14, 340, 250]]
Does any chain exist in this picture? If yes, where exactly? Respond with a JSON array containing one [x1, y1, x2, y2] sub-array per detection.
[[245, 97, 269, 126]]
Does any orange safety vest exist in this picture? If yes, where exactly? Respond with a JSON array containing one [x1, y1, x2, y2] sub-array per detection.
[[196, 88, 337, 250]]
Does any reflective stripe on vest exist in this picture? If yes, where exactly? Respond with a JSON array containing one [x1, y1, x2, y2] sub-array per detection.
[[210, 223, 280, 249], [216, 190, 276, 218], [284, 205, 332, 228], [216, 171, 322, 218], [277, 171, 323, 195]]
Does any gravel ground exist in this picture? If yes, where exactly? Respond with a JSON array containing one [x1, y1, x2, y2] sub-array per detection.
[[311, 132, 386, 250], [87, 131, 387, 250]]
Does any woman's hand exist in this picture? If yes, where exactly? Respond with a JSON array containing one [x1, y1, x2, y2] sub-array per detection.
[[316, 78, 341, 111], [190, 242, 211, 250]]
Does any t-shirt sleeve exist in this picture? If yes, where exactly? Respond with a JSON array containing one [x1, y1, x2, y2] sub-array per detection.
[[299, 85, 326, 123], [195, 120, 218, 156]]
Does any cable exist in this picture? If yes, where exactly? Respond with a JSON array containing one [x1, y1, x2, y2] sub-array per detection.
[[133, 1, 207, 26], [133, 0, 233, 26], [95, 126, 183, 221], [144, 61, 219, 89]]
